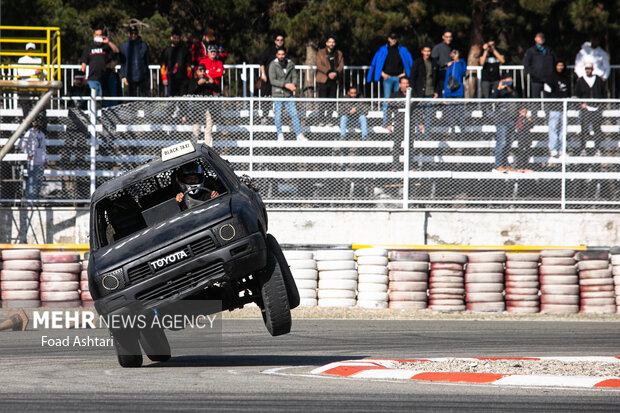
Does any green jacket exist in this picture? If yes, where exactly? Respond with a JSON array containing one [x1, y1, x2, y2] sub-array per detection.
[[268, 58, 298, 97]]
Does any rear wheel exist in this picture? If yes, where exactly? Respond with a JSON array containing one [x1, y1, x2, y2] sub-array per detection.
[[111, 328, 143, 368], [266, 234, 300, 309], [258, 250, 292, 336], [139, 325, 171, 362]]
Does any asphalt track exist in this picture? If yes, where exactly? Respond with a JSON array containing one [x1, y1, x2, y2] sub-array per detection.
[[1, 319, 620, 411]]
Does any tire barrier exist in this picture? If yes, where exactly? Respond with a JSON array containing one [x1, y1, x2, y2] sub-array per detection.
[[505, 252, 540, 314], [356, 248, 389, 309], [612, 248, 620, 314], [80, 254, 91, 303], [465, 252, 506, 312], [285, 250, 317, 307], [539, 249, 579, 314], [428, 252, 466, 312], [316, 249, 357, 308], [39, 252, 81, 303], [0, 249, 40, 305], [388, 250, 429, 310], [576, 250, 615, 314]]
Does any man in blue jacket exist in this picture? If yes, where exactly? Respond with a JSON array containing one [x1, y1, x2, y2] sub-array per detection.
[[367, 33, 413, 126], [119, 26, 151, 97]]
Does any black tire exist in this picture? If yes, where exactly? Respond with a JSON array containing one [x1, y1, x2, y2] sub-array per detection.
[[266, 234, 300, 309], [111, 328, 143, 368], [258, 250, 292, 336], [139, 325, 171, 362]]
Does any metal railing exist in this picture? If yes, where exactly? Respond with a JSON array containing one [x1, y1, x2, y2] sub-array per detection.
[[2, 93, 620, 210], [0, 26, 62, 82]]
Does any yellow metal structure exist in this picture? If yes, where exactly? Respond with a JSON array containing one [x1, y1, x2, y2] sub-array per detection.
[[0, 26, 62, 83]]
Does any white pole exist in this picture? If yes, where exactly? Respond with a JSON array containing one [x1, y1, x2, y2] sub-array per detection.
[[403, 88, 412, 209]]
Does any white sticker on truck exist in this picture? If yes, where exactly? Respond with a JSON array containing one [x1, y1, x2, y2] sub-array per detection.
[[162, 140, 195, 161]]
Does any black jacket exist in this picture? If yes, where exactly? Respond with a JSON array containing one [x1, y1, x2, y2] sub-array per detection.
[[574, 76, 606, 99], [338, 98, 369, 117], [545, 70, 571, 98], [411, 57, 441, 97], [523, 45, 556, 83]]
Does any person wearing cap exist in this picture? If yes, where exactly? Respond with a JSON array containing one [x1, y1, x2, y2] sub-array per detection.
[[431, 31, 454, 96], [574, 61, 607, 156], [119, 26, 151, 97], [198, 45, 224, 95], [191, 28, 227, 69], [80, 28, 119, 97], [17, 43, 43, 81], [367, 33, 413, 126]]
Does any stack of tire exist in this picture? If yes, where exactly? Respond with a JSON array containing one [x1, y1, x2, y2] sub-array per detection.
[[465, 252, 506, 312], [40, 251, 81, 307], [575, 250, 615, 314], [387, 251, 429, 310], [428, 252, 467, 312], [81, 253, 93, 306], [539, 249, 579, 314], [284, 250, 317, 307], [504, 252, 541, 314], [611, 246, 620, 313], [355, 248, 389, 309], [316, 249, 357, 308], [0, 249, 41, 308]]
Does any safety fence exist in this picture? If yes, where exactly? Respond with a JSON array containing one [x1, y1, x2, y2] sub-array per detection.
[[1, 63, 620, 103], [1, 94, 620, 210]]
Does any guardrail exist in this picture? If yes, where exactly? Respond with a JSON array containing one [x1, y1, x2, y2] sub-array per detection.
[[0, 26, 61, 83], [1, 94, 619, 210], [2, 62, 617, 102]]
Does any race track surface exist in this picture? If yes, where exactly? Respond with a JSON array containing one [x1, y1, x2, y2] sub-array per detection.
[[1, 319, 620, 411]]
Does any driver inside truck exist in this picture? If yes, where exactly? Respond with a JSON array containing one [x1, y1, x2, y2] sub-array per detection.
[[175, 162, 220, 209]]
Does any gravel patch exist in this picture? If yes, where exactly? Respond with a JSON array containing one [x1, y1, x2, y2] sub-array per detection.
[[397, 359, 620, 377]]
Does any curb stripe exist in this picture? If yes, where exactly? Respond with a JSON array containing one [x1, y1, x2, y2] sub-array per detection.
[[411, 372, 507, 383], [594, 379, 620, 388], [323, 365, 386, 377]]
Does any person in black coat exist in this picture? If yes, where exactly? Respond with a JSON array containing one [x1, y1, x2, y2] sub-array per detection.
[[411, 44, 441, 137], [544, 59, 571, 157], [574, 62, 607, 155], [523, 32, 556, 98]]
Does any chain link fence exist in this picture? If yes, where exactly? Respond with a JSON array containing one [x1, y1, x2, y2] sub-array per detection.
[[1, 94, 620, 210]]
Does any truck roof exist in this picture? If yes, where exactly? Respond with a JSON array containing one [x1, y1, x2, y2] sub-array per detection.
[[91, 143, 213, 204]]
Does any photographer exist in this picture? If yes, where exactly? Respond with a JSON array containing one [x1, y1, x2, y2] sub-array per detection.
[[80, 28, 119, 97], [480, 40, 505, 98]]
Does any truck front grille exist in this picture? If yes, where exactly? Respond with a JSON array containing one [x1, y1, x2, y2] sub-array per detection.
[[127, 263, 152, 285], [135, 262, 225, 308]]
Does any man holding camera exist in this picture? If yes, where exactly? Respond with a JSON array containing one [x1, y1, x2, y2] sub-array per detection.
[[480, 40, 505, 98], [80, 28, 119, 97]]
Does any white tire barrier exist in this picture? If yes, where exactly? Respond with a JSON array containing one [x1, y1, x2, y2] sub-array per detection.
[[541, 257, 575, 266], [466, 262, 505, 273], [357, 300, 388, 309], [2, 260, 41, 271], [41, 291, 80, 302], [315, 250, 354, 261], [388, 251, 429, 310], [316, 260, 356, 271], [80, 281, 89, 291], [540, 249, 576, 257], [357, 283, 388, 293], [0, 270, 39, 281], [506, 252, 540, 313], [283, 250, 314, 260], [40, 281, 79, 292], [389, 301, 427, 309], [355, 248, 388, 257], [357, 256, 388, 266], [357, 265, 388, 276], [40, 252, 80, 263], [287, 259, 317, 270], [540, 294, 579, 305], [291, 269, 318, 280], [577, 260, 610, 271], [317, 289, 356, 299], [1, 290, 40, 300], [298, 289, 317, 299], [505, 268, 539, 276], [389, 251, 429, 262], [467, 251, 506, 263], [317, 298, 356, 308], [41, 262, 82, 273], [294, 279, 318, 290], [389, 271, 427, 282], [389, 291, 427, 301], [464, 273, 503, 283], [430, 263, 463, 271], [357, 291, 389, 301], [81, 270, 88, 281], [40, 272, 79, 282], [299, 298, 317, 307], [1, 249, 40, 260], [81, 291, 93, 301], [466, 302, 505, 312], [505, 253, 540, 262], [388, 261, 429, 272], [389, 281, 428, 292], [465, 283, 504, 293], [505, 261, 539, 269], [428, 252, 467, 264], [319, 270, 357, 280], [358, 274, 388, 284], [540, 304, 579, 313], [1, 281, 39, 290]]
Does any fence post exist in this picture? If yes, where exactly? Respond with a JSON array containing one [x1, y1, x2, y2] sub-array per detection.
[[403, 88, 412, 209], [88, 88, 97, 197], [560, 99, 567, 210], [249, 97, 254, 175]]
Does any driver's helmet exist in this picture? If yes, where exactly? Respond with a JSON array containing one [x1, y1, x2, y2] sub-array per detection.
[[177, 162, 205, 196]]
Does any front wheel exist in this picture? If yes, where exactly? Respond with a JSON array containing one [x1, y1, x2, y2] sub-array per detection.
[[139, 325, 171, 362], [111, 328, 143, 368], [258, 250, 292, 336], [266, 234, 300, 309]]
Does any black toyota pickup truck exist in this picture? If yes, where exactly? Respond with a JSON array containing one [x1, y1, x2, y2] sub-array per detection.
[[88, 141, 299, 367]]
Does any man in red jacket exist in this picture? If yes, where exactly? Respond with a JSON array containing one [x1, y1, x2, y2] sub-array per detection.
[[198, 45, 224, 96]]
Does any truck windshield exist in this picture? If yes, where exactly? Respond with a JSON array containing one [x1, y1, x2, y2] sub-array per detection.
[[94, 157, 227, 248]]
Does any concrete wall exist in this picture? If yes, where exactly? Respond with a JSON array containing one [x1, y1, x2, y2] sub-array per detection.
[[1, 207, 617, 247]]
